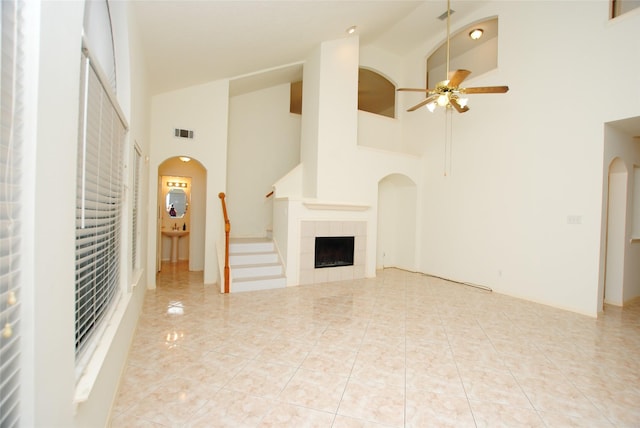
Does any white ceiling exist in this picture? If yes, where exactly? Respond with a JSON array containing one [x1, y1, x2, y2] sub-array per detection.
[[129, 0, 490, 95]]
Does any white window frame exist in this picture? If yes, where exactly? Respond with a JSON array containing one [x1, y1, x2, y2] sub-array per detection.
[[74, 45, 128, 377]]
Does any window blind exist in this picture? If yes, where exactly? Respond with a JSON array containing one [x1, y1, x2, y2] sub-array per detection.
[[132, 145, 141, 270], [0, 0, 24, 426], [75, 52, 125, 368]]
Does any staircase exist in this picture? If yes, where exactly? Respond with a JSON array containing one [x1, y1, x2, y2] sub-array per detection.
[[229, 238, 286, 292]]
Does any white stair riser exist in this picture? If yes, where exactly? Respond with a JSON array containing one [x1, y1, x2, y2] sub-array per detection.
[[230, 253, 278, 265], [229, 242, 275, 253], [232, 264, 283, 279], [232, 277, 286, 293], [227, 238, 285, 293]]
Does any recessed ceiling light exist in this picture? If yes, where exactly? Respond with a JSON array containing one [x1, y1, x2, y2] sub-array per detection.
[[346, 26, 357, 35], [469, 28, 484, 40]]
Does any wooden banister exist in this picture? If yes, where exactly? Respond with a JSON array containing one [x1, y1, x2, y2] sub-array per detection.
[[218, 192, 230, 293], [265, 190, 274, 198]]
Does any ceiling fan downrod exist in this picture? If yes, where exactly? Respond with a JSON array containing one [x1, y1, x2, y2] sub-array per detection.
[[446, 0, 451, 80]]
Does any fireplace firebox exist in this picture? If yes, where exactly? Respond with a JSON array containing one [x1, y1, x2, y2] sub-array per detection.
[[314, 236, 355, 269]]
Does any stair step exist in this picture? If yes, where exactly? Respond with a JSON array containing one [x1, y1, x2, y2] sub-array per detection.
[[230, 251, 279, 266], [229, 238, 275, 254], [232, 275, 286, 293], [227, 237, 285, 293], [232, 262, 283, 279]]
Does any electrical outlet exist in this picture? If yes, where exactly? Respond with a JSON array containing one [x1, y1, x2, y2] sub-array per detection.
[[567, 215, 582, 225]]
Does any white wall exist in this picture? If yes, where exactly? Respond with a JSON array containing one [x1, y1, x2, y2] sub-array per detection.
[[147, 80, 229, 287], [315, 37, 360, 201], [358, 110, 402, 152], [227, 83, 301, 237], [26, 1, 151, 426], [300, 44, 322, 198], [31, 3, 82, 425], [397, 1, 640, 316]]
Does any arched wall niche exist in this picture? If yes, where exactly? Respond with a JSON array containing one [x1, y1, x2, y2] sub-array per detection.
[[609, 156, 627, 173], [377, 173, 418, 271], [604, 157, 627, 306]]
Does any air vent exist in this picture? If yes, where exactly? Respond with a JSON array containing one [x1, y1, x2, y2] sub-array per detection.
[[437, 9, 455, 20], [174, 128, 194, 139]]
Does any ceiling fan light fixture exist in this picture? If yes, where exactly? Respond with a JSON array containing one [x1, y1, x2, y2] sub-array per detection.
[[458, 97, 468, 108], [426, 102, 437, 112], [469, 28, 484, 40], [437, 93, 449, 107]]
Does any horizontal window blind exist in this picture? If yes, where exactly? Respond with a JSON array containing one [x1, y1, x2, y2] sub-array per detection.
[[132, 145, 141, 271], [75, 52, 125, 367], [0, 0, 23, 426]]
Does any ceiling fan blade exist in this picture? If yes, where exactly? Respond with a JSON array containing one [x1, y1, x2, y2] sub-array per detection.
[[462, 86, 509, 94], [450, 98, 469, 113], [407, 95, 438, 112], [397, 87, 434, 92], [447, 69, 471, 88]]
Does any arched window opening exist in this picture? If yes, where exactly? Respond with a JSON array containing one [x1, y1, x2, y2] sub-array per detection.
[[290, 80, 302, 114], [427, 17, 498, 88], [83, 0, 117, 91], [289, 68, 396, 118], [358, 68, 396, 118]]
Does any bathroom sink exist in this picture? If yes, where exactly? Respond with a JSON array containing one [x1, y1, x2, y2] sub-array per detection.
[[162, 230, 189, 237], [162, 230, 189, 262]]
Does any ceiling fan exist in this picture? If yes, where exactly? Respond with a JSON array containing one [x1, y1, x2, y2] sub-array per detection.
[[398, 0, 509, 113]]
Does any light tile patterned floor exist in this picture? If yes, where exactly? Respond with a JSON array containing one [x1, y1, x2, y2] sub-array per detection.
[[110, 263, 640, 427]]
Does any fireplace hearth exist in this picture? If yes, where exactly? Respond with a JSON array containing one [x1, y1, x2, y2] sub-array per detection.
[[314, 236, 354, 269]]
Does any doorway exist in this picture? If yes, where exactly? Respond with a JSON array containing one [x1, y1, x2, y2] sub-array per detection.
[[157, 157, 207, 273], [604, 157, 627, 307]]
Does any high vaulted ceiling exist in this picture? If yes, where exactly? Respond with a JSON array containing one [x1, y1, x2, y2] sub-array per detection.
[[129, 0, 491, 95]]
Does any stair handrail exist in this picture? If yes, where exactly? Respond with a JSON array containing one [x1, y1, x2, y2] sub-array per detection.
[[218, 192, 230, 293]]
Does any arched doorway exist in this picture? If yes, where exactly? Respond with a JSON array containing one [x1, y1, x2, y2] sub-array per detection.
[[156, 156, 207, 273], [377, 174, 418, 271]]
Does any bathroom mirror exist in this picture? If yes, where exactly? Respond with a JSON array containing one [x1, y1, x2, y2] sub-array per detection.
[[166, 188, 188, 218]]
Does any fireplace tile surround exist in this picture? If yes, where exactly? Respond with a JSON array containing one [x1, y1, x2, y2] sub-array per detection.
[[299, 220, 367, 285]]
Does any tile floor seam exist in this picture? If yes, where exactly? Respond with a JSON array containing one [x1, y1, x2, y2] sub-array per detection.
[[441, 302, 478, 428], [332, 303, 373, 426], [475, 314, 546, 424]]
